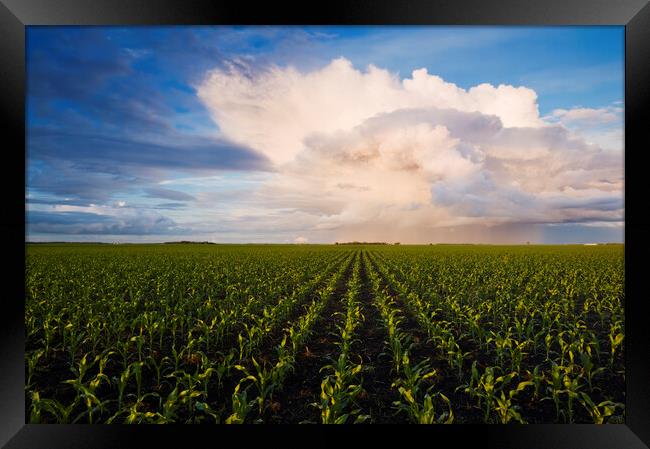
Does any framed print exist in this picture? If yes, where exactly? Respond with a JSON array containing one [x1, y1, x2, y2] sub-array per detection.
[[2, 0, 650, 448]]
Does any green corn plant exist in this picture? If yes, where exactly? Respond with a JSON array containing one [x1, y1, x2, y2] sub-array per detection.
[[316, 375, 369, 424], [62, 321, 86, 369], [234, 357, 276, 417], [145, 354, 167, 389], [487, 330, 512, 366], [194, 401, 220, 423], [476, 367, 496, 422], [177, 387, 203, 422], [215, 352, 235, 389], [387, 331, 411, 376], [70, 352, 115, 423], [557, 332, 571, 367], [41, 318, 56, 355], [545, 332, 554, 361], [527, 365, 544, 400], [446, 338, 471, 381], [392, 354, 444, 423], [28, 390, 45, 423], [170, 344, 182, 373], [160, 386, 180, 422], [513, 315, 529, 340], [561, 366, 582, 423], [130, 335, 145, 362], [472, 367, 517, 423], [395, 388, 453, 424], [64, 352, 98, 386], [608, 326, 624, 369], [579, 392, 624, 424], [494, 390, 525, 424], [107, 392, 163, 424], [195, 353, 216, 398], [459, 360, 481, 399], [225, 381, 254, 424], [130, 361, 145, 401], [116, 339, 131, 371], [313, 355, 369, 424], [165, 369, 203, 420], [30, 395, 78, 424], [508, 339, 529, 373], [466, 312, 485, 346], [587, 331, 602, 364], [237, 333, 246, 362], [579, 350, 604, 392], [26, 349, 45, 389], [544, 362, 564, 421], [115, 364, 132, 410]]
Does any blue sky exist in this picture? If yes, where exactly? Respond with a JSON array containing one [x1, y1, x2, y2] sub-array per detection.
[[26, 26, 624, 243]]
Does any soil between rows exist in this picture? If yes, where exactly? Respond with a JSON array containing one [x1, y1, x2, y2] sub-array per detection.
[[267, 252, 357, 423], [351, 250, 401, 423]]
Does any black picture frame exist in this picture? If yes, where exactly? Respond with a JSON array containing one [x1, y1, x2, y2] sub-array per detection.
[[3, 0, 649, 447]]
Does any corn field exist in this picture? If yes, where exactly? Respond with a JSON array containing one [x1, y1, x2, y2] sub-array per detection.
[[25, 243, 625, 424]]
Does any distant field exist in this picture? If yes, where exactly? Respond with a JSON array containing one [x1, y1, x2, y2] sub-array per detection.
[[25, 243, 625, 424]]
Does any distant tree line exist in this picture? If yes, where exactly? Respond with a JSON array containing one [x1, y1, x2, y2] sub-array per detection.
[[335, 241, 399, 245], [163, 241, 216, 245], [26, 241, 110, 244]]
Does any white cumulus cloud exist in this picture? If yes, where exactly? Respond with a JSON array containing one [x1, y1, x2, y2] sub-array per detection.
[[195, 58, 623, 242], [197, 57, 543, 166]]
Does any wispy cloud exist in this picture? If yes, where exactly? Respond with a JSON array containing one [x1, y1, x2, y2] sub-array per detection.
[[543, 103, 624, 151], [27, 209, 188, 235], [143, 187, 196, 202]]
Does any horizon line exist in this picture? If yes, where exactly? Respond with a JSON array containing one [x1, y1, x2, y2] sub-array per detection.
[[25, 241, 625, 245]]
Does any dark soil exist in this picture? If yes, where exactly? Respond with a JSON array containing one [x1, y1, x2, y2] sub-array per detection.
[[352, 251, 401, 423], [266, 253, 356, 423]]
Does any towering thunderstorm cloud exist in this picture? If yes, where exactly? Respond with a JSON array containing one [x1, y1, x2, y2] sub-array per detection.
[[196, 58, 623, 242]]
